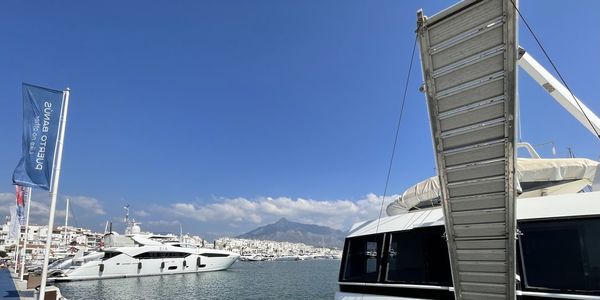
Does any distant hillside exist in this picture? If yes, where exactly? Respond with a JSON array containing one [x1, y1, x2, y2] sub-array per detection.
[[237, 218, 346, 248]]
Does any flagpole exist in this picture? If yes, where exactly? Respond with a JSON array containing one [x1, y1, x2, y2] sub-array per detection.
[[39, 88, 70, 300], [64, 198, 69, 249], [14, 217, 20, 272], [19, 186, 32, 281]]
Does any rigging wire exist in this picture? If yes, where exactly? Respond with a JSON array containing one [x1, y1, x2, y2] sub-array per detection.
[[510, 0, 600, 140], [375, 34, 418, 234]]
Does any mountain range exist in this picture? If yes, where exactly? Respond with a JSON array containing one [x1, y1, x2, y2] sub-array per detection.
[[236, 218, 346, 248]]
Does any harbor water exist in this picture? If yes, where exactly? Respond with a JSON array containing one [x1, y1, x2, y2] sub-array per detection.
[[55, 260, 340, 300]]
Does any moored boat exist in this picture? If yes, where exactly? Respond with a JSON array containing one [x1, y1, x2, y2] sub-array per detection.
[[336, 0, 600, 299]]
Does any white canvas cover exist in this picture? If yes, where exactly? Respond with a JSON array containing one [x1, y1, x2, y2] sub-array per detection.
[[387, 158, 599, 216], [517, 158, 598, 182]]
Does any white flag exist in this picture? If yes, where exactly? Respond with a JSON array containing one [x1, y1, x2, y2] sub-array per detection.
[[8, 206, 21, 240]]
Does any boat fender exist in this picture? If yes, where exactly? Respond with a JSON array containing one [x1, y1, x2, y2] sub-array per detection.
[[183, 260, 187, 268], [138, 262, 142, 270], [160, 262, 165, 269], [196, 257, 201, 267], [99, 264, 104, 272]]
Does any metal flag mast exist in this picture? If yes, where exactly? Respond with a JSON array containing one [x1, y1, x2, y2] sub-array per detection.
[[64, 198, 69, 248], [19, 186, 33, 281], [14, 209, 21, 274], [39, 88, 70, 300]]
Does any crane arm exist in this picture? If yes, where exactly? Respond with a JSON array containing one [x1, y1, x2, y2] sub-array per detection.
[[518, 48, 600, 138]]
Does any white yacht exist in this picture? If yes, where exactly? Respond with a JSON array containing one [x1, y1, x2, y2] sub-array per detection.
[[337, 160, 600, 299], [337, 0, 600, 299], [47, 210, 239, 281], [48, 235, 238, 281]]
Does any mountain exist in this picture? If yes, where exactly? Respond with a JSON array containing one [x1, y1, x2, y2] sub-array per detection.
[[236, 218, 346, 248]]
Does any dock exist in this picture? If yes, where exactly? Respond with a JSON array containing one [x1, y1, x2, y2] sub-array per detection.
[[0, 269, 34, 300]]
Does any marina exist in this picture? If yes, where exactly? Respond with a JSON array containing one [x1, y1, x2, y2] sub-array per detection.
[[55, 260, 340, 300], [1, 0, 599, 299], [3, 260, 340, 300]]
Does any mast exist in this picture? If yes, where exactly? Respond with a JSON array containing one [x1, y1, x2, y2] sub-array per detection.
[[64, 198, 69, 248], [14, 213, 20, 275], [124, 205, 130, 234], [19, 186, 32, 281], [39, 88, 70, 300]]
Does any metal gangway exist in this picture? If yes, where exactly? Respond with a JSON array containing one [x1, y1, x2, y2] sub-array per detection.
[[416, 0, 518, 299]]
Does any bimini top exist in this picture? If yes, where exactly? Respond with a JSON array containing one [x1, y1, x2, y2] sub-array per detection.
[[103, 234, 165, 248], [386, 158, 599, 216]]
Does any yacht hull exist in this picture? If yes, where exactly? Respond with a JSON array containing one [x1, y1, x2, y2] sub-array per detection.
[[50, 247, 239, 282], [53, 256, 237, 281]]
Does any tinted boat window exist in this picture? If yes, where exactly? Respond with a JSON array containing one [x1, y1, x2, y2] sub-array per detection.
[[386, 226, 452, 285], [200, 253, 230, 257], [520, 217, 600, 293], [134, 251, 191, 259], [102, 251, 122, 260], [341, 234, 384, 282]]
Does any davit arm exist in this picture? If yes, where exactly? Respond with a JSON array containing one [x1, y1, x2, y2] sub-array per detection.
[[518, 47, 600, 138]]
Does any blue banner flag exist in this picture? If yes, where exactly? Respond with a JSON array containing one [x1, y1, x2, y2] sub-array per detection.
[[13, 83, 65, 190]]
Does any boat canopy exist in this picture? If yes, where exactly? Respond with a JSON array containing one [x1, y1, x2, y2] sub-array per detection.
[[130, 235, 164, 246], [386, 158, 599, 216]]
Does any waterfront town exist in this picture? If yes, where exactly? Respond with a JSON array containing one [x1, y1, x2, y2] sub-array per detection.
[[0, 217, 341, 267]]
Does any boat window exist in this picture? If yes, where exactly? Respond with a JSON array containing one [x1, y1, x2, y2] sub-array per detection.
[[385, 226, 452, 285], [102, 251, 123, 260], [340, 234, 384, 282], [520, 217, 600, 293], [200, 253, 230, 257], [133, 251, 191, 259]]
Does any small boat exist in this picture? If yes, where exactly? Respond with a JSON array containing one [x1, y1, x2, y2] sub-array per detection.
[[273, 255, 300, 261], [239, 255, 264, 262]]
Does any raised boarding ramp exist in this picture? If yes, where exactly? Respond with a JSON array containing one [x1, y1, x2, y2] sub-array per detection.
[[416, 0, 517, 299]]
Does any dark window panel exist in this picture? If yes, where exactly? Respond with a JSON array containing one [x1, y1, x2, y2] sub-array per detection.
[[520, 217, 600, 293], [386, 226, 452, 286], [341, 234, 384, 282]]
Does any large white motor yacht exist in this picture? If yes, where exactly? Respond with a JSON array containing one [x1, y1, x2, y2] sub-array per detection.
[[48, 234, 239, 281], [337, 163, 600, 299], [336, 0, 600, 299], [47, 210, 239, 281]]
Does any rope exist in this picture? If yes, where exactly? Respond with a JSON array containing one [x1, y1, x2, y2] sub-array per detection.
[[375, 35, 418, 233], [510, 0, 600, 140]]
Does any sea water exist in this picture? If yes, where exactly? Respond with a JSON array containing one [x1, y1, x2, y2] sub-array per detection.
[[55, 260, 340, 300]]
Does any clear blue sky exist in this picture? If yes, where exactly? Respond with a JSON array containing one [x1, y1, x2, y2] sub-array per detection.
[[1, 1, 598, 237]]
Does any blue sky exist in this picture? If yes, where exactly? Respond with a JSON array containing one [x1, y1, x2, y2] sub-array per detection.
[[1, 1, 599, 239]]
